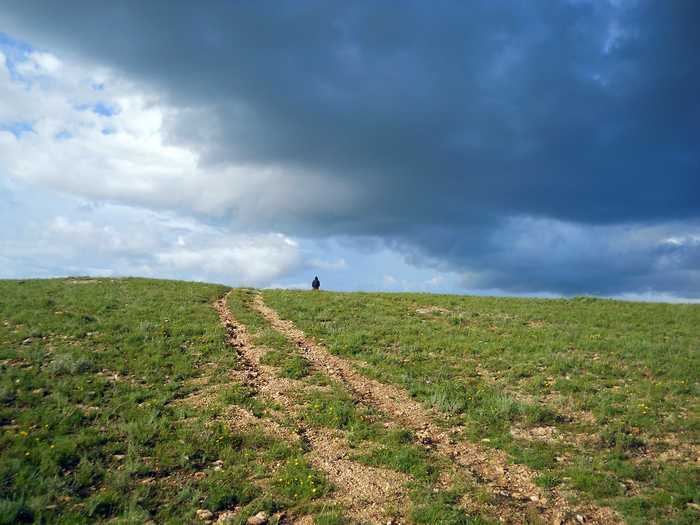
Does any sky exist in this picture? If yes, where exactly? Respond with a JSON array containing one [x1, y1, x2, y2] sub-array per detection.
[[0, 1, 698, 301]]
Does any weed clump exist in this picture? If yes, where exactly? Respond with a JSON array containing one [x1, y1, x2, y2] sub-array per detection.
[[261, 350, 311, 380], [599, 425, 646, 452], [314, 508, 346, 525], [220, 384, 266, 416], [273, 457, 330, 503], [410, 489, 479, 525], [302, 387, 374, 437], [46, 354, 95, 375]]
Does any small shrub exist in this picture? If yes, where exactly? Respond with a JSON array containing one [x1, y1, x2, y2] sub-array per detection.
[[47, 354, 95, 375], [427, 383, 469, 414], [600, 425, 646, 452]]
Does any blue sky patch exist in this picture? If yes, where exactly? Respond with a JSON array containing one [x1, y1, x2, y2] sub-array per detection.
[[0, 121, 34, 138], [0, 32, 35, 84], [0, 32, 32, 53], [93, 102, 119, 117]]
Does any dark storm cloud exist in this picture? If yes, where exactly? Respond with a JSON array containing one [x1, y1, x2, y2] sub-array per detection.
[[1, 0, 699, 296], [390, 219, 700, 297]]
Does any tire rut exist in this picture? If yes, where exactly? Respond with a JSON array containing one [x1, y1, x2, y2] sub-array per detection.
[[251, 293, 623, 525], [215, 293, 412, 525]]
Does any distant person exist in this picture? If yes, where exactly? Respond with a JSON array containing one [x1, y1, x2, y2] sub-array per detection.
[[312, 276, 320, 291]]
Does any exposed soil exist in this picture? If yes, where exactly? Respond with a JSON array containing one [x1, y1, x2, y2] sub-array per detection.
[[251, 293, 623, 525], [214, 293, 412, 525], [415, 305, 452, 315]]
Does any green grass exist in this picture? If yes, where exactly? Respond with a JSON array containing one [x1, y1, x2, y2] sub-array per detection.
[[5, 280, 697, 524], [410, 488, 490, 525], [313, 507, 347, 525], [0, 279, 330, 524], [228, 288, 485, 524], [272, 456, 331, 502], [219, 383, 268, 417], [263, 289, 700, 524], [261, 351, 311, 380], [228, 290, 312, 381], [301, 386, 375, 436]]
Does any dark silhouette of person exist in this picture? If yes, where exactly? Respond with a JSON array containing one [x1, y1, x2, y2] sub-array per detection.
[[312, 276, 320, 290]]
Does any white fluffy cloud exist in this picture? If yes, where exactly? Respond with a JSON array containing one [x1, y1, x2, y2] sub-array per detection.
[[0, 38, 335, 286], [0, 185, 303, 286], [0, 45, 361, 229], [155, 235, 301, 285], [308, 257, 348, 271], [14, 50, 62, 75]]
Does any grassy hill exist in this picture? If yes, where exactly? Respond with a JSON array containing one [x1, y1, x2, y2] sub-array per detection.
[[262, 290, 699, 524], [0, 279, 697, 524]]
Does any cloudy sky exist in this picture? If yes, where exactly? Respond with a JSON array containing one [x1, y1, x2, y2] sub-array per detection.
[[0, 1, 698, 300]]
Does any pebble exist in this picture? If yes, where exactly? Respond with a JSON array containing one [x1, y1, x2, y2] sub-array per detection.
[[196, 509, 214, 521], [216, 511, 237, 524], [246, 511, 268, 525]]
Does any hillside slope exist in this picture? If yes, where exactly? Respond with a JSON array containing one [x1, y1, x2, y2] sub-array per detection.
[[262, 290, 699, 525], [1, 279, 331, 524], [1, 279, 698, 524]]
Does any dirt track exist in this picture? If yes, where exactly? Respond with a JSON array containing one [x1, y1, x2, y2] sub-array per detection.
[[215, 293, 412, 524]]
